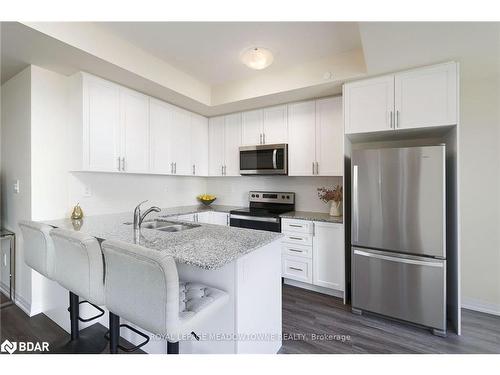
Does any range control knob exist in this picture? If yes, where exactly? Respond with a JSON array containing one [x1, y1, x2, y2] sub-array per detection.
[[281, 195, 285, 199], [286, 195, 290, 199], [251, 194, 255, 198]]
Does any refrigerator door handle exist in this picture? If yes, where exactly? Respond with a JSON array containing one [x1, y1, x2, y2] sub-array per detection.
[[352, 165, 359, 242], [353, 249, 444, 268]]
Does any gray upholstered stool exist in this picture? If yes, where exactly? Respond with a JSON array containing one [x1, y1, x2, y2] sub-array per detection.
[[50, 228, 107, 352], [19, 221, 57, 281], [101, 240, 229, 354]]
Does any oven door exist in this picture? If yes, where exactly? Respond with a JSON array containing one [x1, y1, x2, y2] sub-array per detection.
[[230, 214, 281, 232], [239, 144, 287, 175]]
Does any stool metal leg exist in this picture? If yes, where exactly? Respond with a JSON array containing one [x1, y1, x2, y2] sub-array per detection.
[[109, 312, 120, 354], [69, 292, 80, 340], [167, 341, 179, 354]]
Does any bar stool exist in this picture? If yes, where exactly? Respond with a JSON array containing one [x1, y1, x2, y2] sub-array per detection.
[[49, 228, 107, 353], [19, 221, 56, 280], [101, 240, 229, 354]]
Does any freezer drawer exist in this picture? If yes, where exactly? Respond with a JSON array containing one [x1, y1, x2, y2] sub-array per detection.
[[352, 247, 446, 331]]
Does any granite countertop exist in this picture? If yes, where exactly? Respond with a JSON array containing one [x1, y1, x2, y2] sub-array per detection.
[[42, 207, 281, 270], [159, 204, 243, 217], [280, 211, 343, 224]]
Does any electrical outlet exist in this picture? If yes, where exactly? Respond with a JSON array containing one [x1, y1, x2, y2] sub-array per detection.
[[13, 180, 20, 194], [83, 185, 92, 197]]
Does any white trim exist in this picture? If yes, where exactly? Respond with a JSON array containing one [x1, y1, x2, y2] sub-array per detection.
[[284, 278, 344, 299], [1, 281, 31, 316], [462, 298, 500, 317]]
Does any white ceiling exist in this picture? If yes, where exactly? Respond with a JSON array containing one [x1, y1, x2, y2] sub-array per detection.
[[97, 22, 362, 85]]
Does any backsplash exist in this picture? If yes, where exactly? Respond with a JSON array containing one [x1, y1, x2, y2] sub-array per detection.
[[207, 176, 343, 213]]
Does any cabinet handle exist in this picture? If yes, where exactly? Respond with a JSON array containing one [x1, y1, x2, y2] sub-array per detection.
[[174, 162, 177, 174], [312, 162, 315, 175], [289, 267, 303, 272], [289, 224, 303, 228], [226, 215, 229, 226], [389, 111, 393, 128], [259, 133, 262, 144], [117, 157, 121, 171], [263, 133, 266, 144], [223, 165, 227, 175], [288, 236, 303, 241], [193, 164, 196, 175], [396, 110, 400, 128], [289, 249, 303, 253], [121, 157, 125, 171], [170, 162, 173, 174], [316, 162, 319, 175]]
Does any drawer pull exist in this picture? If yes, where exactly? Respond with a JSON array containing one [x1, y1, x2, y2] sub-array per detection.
[[289, 249, 303, 253], [289, 267, 303, 272], [288, 237, 303, 241], [289, 224, 303, 228]]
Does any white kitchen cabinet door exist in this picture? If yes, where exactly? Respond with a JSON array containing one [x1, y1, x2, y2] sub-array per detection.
[[287, 101, 316, 176], [223, 113, 242, 176], [395, 62, 457, 130], [83, 76, 121, 172], [315, 97, 343, 176], [344, 75, 395, 134], [209, 211, 229, 226], [208, 116, 225, 176], [120, 89, 150, 173], [149, 99, 174, 174], [263, 105, 288, 144], [190, 113, 209, 176], [312, 222, 344, 291], [170, 107, 192, 175], [194, 212, 211, 223], [241, 109, 263, 146], [176, 213, 196, 222]]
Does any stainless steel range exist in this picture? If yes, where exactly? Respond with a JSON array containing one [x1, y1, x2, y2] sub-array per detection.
[[229, 191, 295, 232]]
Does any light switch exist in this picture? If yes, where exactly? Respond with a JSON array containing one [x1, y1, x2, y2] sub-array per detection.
[[13, 180, 20, 194]]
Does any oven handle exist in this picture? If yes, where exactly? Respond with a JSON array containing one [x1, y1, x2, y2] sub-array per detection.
[[230, 214, 280, 223], [272, 149, 277, 169]]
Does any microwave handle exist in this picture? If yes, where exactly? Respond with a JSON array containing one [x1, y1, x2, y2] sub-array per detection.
[[272, 149, 277, 169]]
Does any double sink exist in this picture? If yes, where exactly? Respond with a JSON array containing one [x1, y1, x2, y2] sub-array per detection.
[[124, 219, 200, 233]]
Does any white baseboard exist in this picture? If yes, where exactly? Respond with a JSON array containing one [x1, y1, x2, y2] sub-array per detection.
[[1, 280, 31, 315], [284, 278, 344, 299], [462, 298, 500, 316]]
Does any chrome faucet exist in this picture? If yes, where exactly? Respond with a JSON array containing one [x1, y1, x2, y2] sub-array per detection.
[[133, 200, 161, 231]]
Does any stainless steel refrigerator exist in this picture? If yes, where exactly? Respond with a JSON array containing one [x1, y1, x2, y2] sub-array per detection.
[[351, 145, 446, 336]]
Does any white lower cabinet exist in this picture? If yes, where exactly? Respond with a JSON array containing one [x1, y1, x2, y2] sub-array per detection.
[[208, 211, 230, 226], [281, 219, 344, 295]]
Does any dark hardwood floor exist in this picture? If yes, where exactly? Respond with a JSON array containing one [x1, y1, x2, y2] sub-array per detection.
[[1, 285, 499, 354], [280, 285, 500, 354]]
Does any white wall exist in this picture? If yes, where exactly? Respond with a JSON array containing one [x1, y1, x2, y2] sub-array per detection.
[[1, 66, 32, 311], [207, 176, 342, 213], [68, 172, 206, 216]]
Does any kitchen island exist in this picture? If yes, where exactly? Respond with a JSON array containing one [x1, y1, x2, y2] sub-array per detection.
[[40, 209, 283, 354]]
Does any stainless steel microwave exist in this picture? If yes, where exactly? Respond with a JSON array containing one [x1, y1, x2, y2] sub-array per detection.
[[239, 144, 288, 175]]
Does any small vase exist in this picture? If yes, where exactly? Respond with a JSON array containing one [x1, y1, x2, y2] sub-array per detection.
[[329, 200, 342, 217]]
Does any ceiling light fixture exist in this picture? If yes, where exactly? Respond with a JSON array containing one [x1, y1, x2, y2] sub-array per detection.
[[241, 47, 274, 70]]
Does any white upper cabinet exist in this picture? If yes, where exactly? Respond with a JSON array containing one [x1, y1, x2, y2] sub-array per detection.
[[315, 97, 343, 176], [312, 222, 344, 291], [394, 62, 457, 129], [83, 75, 121, 172], [344, 62, 458, 135], [241, 105, 288, 145], [190, 113, 209, 176], [288, 100, 316, 176], [263, 105, 288, 144], [208, 116, 225, 176], [344, 75, 395, 134], [241, 109, 263, 146], [223, 113, 242, 176], [288, 99, 343, 176], [169, 106, 192, 175], [149, 98, 173, 174], [120, 88, 150, 173]]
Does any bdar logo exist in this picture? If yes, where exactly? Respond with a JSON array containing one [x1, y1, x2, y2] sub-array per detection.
[[1, 339, 17, 354]]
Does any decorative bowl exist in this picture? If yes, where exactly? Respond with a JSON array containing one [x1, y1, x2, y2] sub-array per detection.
[[197, 195, 216, 206]]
